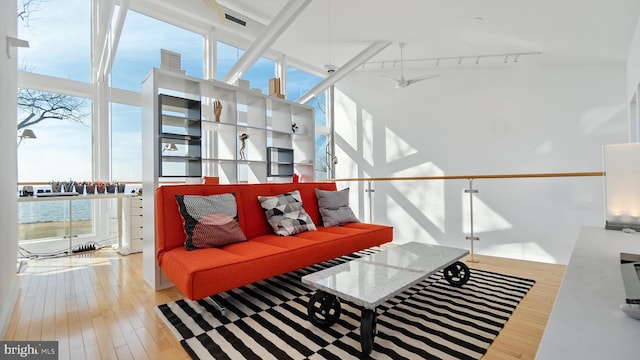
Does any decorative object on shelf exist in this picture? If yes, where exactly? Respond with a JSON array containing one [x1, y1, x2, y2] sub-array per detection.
[[162, 143, 178, 153], [62, 179, 74, 192], [50, 180, 62, 193], [117, 182, 126, 193], [269, 77, 284, 99], [160, 49, 185, 74], [95, 181, 106, 194], [213, 99, 222, 122], [85, 182, 96, 194], [106, 182, 117, 193], [74, 181, 86, 194], [292, 122, 298, 134], [239, 133, 249, 160]]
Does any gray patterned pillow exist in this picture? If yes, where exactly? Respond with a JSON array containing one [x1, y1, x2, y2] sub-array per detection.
[[258, 190, 317, 236], [175, 193, 247, 250], [315, 188, 360, 226]]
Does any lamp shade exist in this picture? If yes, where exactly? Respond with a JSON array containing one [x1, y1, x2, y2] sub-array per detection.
[[163, 143, 178, 152], [604, 142, 640, 230]]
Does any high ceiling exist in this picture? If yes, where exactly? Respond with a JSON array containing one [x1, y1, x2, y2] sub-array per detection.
[[147, 0, 640, 72]]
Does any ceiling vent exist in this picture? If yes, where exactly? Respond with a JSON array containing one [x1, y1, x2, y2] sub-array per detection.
[[225, 14, 247, 26]]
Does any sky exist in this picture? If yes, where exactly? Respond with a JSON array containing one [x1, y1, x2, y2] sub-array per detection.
[[16, 0, 326, 183]]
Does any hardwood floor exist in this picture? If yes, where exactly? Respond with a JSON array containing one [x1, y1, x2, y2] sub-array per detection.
[[4, 249, 565, 360]]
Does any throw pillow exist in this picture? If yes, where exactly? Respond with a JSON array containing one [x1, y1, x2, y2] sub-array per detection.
[[175, 193, 247, 250], [315, 188, 360, 226], [258, 190, 317, 236]]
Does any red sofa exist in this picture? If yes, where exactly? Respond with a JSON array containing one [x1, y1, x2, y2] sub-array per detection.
[[155, 182, 393, 300]]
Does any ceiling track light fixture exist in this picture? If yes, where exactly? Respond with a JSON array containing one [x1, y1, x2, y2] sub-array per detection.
[[366, 50, 541, 69]]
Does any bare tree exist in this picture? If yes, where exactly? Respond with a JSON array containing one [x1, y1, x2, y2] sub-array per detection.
[[17, 0, 44, 27], [16, 1, 87, 131], [17, 89, 88, 130]]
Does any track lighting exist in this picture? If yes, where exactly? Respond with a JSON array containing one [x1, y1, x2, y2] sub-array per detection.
[[365, 50, 541, 69]]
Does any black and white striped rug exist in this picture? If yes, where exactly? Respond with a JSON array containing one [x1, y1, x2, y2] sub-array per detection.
[[156, 250, 535, 359]]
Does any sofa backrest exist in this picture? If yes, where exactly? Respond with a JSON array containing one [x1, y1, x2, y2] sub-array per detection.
[[155, 182, 338, 259]]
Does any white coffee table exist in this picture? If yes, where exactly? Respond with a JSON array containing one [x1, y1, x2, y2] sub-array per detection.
[[301, 242, 470, 355]]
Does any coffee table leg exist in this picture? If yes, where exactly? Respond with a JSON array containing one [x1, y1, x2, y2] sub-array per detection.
[[443, 261, 471, 286], [360, 308, 377, 355], [307, 291, 341, 327]]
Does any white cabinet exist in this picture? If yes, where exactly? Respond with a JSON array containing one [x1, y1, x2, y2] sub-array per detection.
[[122, 196, 143, 253]]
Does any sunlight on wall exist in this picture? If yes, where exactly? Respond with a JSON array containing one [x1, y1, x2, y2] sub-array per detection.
[[391, 163, 446, 233], [362, 108, 374, 166], [385, 127, 418, 163], [534, 140, 553, 154], [580, 104, 626, 135], [335, 88, 358, 153], [387, 194, 439, 245], [461, 192, 512, 234]]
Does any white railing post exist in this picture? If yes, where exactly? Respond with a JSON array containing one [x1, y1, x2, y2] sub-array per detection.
[[365, 180, 374, 223], [464, 178, 480, 262]]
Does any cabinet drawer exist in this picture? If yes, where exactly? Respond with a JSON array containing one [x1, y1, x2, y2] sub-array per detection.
[[129, 215, 143, 228], [131, 227, 143, 238], [129, 205, 143, 216]]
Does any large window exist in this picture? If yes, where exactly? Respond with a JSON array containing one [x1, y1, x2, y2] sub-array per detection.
[[15, 2, 333, 245], [18, 0, 91, 82], [217, 41, 277, 94], [287, 66, 329, 178], [111, 103, 142, 182], [17, 89, 92, 182], [17, 89, 94, 243], [112, 10, 204, 91]]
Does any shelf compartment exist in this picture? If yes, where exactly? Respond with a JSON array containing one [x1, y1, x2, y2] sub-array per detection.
[[237, 127, 267, 162], [202, 122, 237, 161], [160, 156, 202, 178], [267, 147, 294, 177]]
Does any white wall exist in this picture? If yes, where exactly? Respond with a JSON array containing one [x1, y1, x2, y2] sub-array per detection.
[[627, 17, 640, 141], [0, 1, 20, 337], [334, 63, 627, 264]]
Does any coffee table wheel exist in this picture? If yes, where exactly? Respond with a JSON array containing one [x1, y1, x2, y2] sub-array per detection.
[[443, 261, 470, 287], [360, 309, 377, 355], [307, 291, 341, 327]]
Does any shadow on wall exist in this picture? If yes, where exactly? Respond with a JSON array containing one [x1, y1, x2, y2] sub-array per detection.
[[330, 67, 618, 264]]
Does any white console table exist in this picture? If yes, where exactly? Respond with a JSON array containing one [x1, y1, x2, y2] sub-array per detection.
[[18, 193, 136, 254], [536, 226, 640, 359]]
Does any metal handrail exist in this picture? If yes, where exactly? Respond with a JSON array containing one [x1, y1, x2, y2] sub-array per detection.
[[328, 171, 604, 182], [325, 171, 605, 262]]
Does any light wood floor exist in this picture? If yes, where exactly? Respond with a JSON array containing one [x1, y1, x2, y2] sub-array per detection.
[[4, 249, 565, 360]]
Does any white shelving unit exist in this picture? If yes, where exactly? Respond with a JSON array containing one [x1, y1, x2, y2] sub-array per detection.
[[141, 68, 315, 290]]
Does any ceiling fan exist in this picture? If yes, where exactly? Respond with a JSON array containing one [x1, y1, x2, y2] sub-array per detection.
[[383, 42, 439, 88], [202, 0, 225, 21]]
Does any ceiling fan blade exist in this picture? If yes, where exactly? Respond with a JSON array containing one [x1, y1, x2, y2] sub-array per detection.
[[406, 74, 440, 86], [381, 74, 401, 82], [203, 0, 225, 20]]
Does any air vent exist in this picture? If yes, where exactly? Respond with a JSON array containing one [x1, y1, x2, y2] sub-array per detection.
[[225, 14, 247, 26]]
